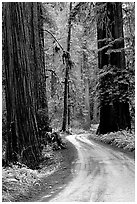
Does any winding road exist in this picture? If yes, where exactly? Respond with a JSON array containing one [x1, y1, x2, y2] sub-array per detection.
[[42, 134, 135, 202]]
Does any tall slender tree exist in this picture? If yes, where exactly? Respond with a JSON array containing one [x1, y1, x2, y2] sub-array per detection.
[[62, 2, 72, 131], [3, 2, 48, 168], [96, 3, 131, 134]]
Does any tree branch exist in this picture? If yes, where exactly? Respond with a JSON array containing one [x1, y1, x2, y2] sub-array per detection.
[[43, 29, 64, 51]]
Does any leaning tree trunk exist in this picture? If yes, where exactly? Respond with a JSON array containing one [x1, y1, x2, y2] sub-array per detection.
[[97, 3, 131, 134], [3, 2, 46, 168]]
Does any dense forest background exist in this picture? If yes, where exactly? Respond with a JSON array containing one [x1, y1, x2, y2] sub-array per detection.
[[2, 2, 135, 168]]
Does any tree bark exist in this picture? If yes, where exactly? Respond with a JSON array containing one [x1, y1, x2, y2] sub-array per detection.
[[3, 2, 48, 168]]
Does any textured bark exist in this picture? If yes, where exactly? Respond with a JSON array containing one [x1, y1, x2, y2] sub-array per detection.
[[3, 2, 49, 167], [97, 3, 131, 134], [30, 3, 49, 111]]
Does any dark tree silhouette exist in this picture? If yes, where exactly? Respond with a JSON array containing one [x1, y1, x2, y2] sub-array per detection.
[[3, 2, 49, 168], [97, 2, 131, 134]]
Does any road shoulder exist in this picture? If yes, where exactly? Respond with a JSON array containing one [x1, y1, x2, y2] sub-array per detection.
[[19, 138, 78, 202]]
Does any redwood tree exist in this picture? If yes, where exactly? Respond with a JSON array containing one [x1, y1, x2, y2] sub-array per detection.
[[96, 2, 131, 134], [3, 2, 48, 168]]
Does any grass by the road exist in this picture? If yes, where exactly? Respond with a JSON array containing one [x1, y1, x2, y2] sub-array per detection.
[[89, 124, 135, 152], [2, 145, 60, 202]]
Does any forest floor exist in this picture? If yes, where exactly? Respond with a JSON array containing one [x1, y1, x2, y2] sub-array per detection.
[[2, 138, 78, 202], [2, 125, 135, 202]]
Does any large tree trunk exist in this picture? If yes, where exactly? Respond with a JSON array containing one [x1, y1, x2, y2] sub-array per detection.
[[31, 3, 48, 110], [30, 2, 50, 131], [3, 2, 48, 168], [97, 3, 131, 134]]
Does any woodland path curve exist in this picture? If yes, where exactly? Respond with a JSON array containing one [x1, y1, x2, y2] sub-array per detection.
[[40, 133, 135, 202]]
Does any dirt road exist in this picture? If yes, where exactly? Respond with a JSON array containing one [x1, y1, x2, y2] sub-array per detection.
[[41, 134, 135, 202]]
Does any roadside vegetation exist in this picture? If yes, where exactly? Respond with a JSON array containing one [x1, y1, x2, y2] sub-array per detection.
[[2, 139, 63, 202], [89, 125, 135, 152]]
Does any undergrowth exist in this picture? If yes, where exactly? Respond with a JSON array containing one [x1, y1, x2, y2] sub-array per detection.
[[90, 124, 135, 152], [2, 144, 61, 202]]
